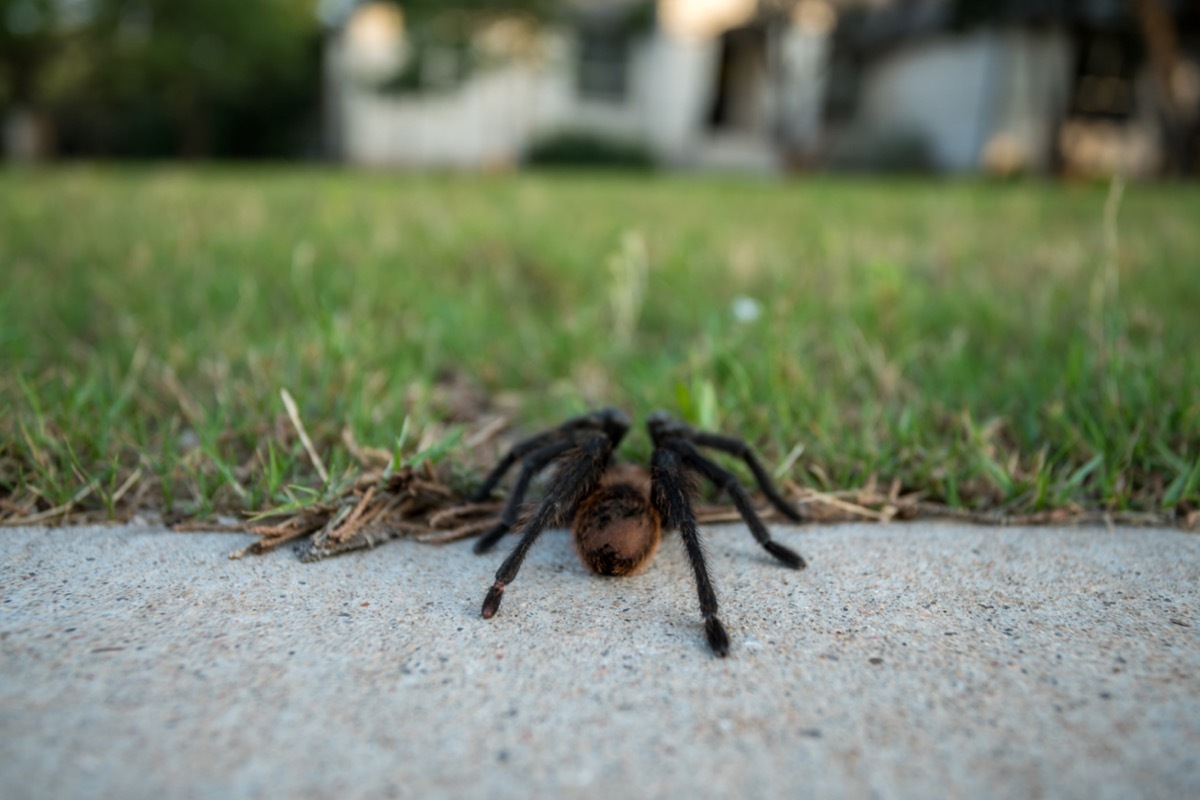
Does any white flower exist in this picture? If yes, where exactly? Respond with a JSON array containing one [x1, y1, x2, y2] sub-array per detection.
[[731, 295, 762, 323]]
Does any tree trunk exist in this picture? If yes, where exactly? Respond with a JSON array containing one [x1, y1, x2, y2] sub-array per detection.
[[1129, 0, 1200, 175]]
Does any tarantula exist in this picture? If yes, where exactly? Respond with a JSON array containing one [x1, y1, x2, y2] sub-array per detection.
[[470, 408, 805, 657]]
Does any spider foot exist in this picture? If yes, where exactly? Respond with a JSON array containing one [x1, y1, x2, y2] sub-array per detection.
[[764, 540, 807, 570], [705, 616, 730, 657], [481, 583, 505, 618]]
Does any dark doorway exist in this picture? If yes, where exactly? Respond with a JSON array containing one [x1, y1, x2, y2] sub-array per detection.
[[708, 26, 769, 132]]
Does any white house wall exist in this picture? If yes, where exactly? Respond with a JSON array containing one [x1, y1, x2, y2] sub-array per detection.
[[338, 63, 547, 168], [779, 26, 831, 152], [643, 31, 719, 162], [332, 26, 676, 167], [857, 31, 998, 171], [856, 27, 1073, 172]]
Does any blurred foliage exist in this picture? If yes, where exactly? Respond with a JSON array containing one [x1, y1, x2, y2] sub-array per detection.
[[2, 0, 320, 157], [0, 0, 60, 104], [525, 129, 654, 169], [826, 127, 936, 174], [386, 0, 557, 19], [0, 0, 605, 157]]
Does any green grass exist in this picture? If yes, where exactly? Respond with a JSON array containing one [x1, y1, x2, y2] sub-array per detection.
[[2, 167, 1198, 525]]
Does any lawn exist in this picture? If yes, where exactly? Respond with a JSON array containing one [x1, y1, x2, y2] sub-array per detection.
[[2, 167, 1198, 540]]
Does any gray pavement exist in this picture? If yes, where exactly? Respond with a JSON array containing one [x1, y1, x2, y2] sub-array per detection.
[[1, 521, 1197, 799]]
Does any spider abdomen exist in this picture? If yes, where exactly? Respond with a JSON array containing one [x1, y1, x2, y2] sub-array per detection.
[[572, 471, 661, 576]]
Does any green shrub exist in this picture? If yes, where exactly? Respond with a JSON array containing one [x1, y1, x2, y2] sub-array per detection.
[[524, 130, 654, 169]]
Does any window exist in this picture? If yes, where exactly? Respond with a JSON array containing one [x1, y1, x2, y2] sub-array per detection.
[[577, 28, 630, 102]]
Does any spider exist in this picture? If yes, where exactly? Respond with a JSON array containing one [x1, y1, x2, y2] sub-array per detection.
[[469, 408, 806, 657]]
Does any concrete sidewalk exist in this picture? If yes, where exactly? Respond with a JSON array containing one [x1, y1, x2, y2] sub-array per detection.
[[1, 521, 1197, 799]]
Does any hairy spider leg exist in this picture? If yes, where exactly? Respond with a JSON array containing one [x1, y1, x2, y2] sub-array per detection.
[[662, 437, 806, 570], [473, 439, 577, 554], [481, 431, 614, 620], [650, 447, 730, 657], [470, 431, 567, 503], [470, 408, 630, 502], [689, 431, 805, 523]]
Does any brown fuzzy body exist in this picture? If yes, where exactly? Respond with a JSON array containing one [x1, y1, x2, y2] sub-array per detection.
[[571, 464, 661, 576]]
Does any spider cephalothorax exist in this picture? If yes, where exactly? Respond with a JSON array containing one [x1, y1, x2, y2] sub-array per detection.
[[470, 409, 805, 657]]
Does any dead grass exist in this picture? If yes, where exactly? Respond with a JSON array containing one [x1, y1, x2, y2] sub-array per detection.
[[177, 474, 1189, 565]]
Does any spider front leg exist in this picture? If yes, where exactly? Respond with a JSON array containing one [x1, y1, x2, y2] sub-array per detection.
[[647, 412, 806, 570], [647, 412, 803, 523], [470, 420, 575, 503], [688, 430, 805, 524], [667, 438, 806, 570], [470, 408, 630, 554], [473, 439, 575, 554], [650, 447, 730, 657], [480, 430, 614, 620]]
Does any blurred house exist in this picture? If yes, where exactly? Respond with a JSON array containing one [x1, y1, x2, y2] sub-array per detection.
[[323, 1, 1199, 175], [323, 0, 834, 170]]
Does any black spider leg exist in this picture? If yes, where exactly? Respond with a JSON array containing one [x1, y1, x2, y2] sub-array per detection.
[[470, 431, 567, 503], [650, 447, 730, 657], [688, 431, 805, 523], [473, 439, 576, 554], [470, 408, 630, 503], [663, 437, 807, 570], [480, 430, 613, 620]]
